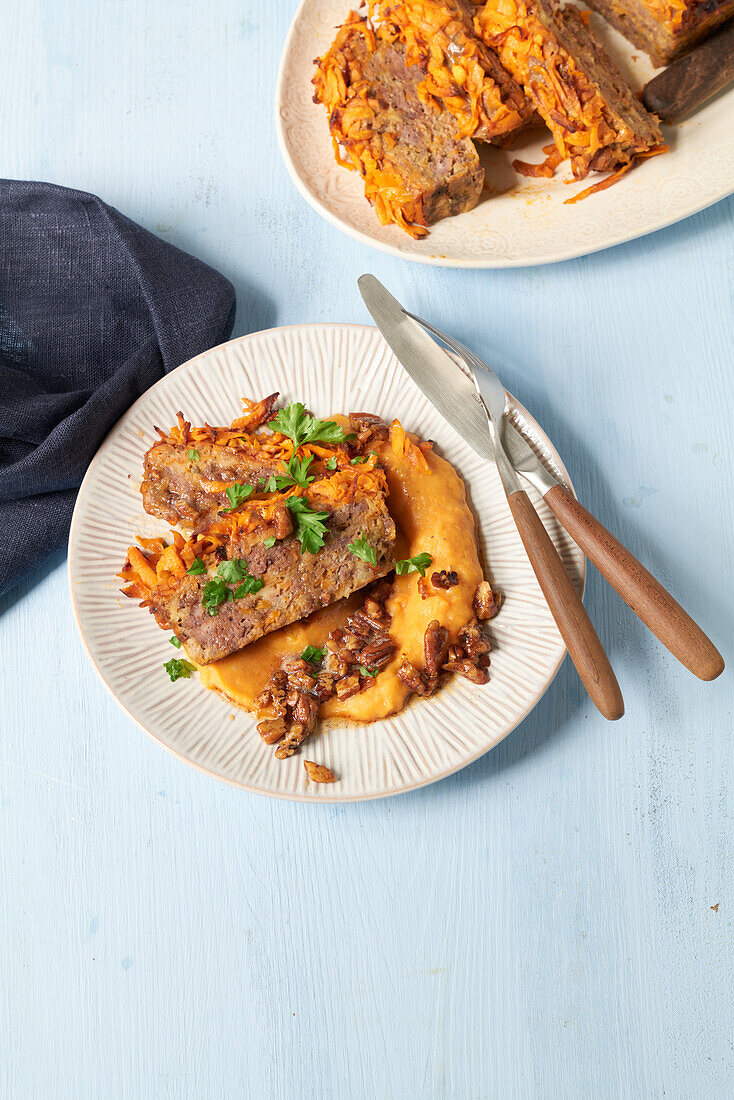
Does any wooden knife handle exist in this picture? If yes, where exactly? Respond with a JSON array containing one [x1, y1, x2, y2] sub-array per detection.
[[642, 21, 734, 122], [544, 484, 724, 681], [508, 489, 624, 720]]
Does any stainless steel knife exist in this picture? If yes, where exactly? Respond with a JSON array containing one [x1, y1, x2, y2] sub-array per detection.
[[359, 274, 724, 687], [359, 274, 625, 720]]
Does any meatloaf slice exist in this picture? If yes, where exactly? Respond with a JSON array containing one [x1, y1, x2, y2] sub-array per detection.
[[474, 0, 663, 177], [584, 0, 734, 66], [142, 440, 284, 528], [313, 13, 483, 237], [149, 494, 397, 664], [367, 0, 535, 142]]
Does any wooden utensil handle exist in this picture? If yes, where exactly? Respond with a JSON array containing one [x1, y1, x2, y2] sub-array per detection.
[[642, 21, 734, 122], [544, 484, 724, 681], [508, 489, 624, 721]]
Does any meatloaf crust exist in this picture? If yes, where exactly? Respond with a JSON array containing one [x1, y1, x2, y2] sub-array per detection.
[[367, 0, 535, 141], [142, 440, 284, 528], [584, 0, 734, 65], [474, 0, 662, 177], [149, 493, 397, 664], [313, 13, 484, 236]]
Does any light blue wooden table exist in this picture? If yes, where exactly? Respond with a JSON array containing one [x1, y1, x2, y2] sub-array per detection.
[[2, 2, 732, 1097]]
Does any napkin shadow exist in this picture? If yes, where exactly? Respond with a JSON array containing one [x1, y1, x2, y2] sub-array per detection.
[[0, 549, 67, 619], [229, 278, 277, 339]]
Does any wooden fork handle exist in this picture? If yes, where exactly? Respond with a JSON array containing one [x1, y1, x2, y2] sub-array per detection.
[[544, 484, 724, 682], [508, 489, 624, 721]]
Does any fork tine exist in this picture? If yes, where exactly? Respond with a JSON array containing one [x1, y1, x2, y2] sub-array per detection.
[[404, 310, 489, 373]]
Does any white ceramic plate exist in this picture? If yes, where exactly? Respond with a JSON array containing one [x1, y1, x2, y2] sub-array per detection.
[[275, 0, 734, 267], [68, 324, 584, 801]]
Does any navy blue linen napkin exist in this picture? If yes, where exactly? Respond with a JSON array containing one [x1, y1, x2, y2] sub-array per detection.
[[0, 181, 236, 598]]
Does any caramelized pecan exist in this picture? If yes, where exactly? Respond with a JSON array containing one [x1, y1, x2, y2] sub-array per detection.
[[431, 570, 458, 590], [348, 412, 389, 446], [424, 620, 449, 682], [473, 581, 501, 621], [335, 673, 361, 700], [257, 718, 287, 744], [304, 760, 336, 784], [396, 659, 432, 697], [458, 622, 490, 659], [275, 722, 308, 759], [442, 659, 490, 685]]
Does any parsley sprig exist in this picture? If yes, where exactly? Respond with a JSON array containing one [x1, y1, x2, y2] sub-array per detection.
[[201, 576, 233, 615], [222, 482, 255, 512], [201, 559, 264, 615], [348, 533, 377, 567], [163, 658, 196, 682], [395, 553, 433, 577], [269, 402, 346, 448], [187, 448, 200, 462], [286, 497, 329, 555], [260, 452, 317, 494], [302, 645, 326, 664]]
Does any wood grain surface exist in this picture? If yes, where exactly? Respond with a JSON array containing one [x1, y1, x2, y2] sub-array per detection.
[[1, 2, 733, 1097]]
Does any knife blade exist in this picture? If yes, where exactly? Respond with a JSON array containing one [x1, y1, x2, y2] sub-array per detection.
[[357, 275, 493, 461]]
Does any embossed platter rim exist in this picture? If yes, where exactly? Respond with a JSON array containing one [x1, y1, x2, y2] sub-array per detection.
[[68, 324, 585, 801], [275, 0, 734, 268]]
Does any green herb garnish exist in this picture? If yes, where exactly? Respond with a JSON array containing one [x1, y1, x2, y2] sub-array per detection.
[[359, 666, 378, 678], [234, 576, 264, 598], [187, 448, 200, 462], [187, 557, 207, 575], [286, 496, 330, 555], [169, 636, 182, 649], [222, 482, 255, 512], [263, 536, 276, 548], [261, 473, 293, 493], [269, 402, 346, 448], [217, 559, 251, 584], [286, 452, 316, 488], [163, 658, 196, 682], [395, 553, 433, 577], [201, 577, 234, 616], [348, 533, 377, 567], [325, 456, 338, 471], [350, 457, 366, 465], [218, 559, 264, 597], [302, 645, 327, 664]]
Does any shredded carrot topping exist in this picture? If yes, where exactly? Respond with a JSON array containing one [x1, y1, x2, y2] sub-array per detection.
[[367, 0, 532, 141], [564, 143, 669, 203], [473, 0, 663, 180]]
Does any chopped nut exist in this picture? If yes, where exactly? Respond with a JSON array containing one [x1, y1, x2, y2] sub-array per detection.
[[442, 658, 490, 685], [275, 722, 308, 758], [292, 691, 319, 731], [431, 570, 459, 590], [358, 637, 396, 668], [257, 718, 287, 744], [473, 581, 501, 620], [397, 658, 432, 696], [304, 760, 336, 784], [336, 673, 361, 700], [458, 621, 490, 659], [348, 412, 389, 446], [424, 620, 449, 682]]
